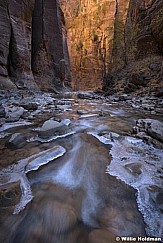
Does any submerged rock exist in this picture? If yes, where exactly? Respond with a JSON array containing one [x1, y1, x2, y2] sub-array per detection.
[[88, 229, 116, 243], [77, 110, 88, 115], [0, 181, 21, 207]]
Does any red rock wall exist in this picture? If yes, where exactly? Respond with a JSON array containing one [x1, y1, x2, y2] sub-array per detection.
[[61, 0, 162, 91], [0, 0, 71, 91], [60, 0, 117, 91], [0, 0, 162, 92], [107, 0, 163, 93]]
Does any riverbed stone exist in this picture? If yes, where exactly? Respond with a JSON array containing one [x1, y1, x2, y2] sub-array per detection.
[[136, 119, 163, 143], [20, 102, 38, 111], [0, 118, 5, 127], [38, 119, 68, 139], [88, 229, 117, 243], [77, 92, 96, 99], [0, 181, 21, 207], [77, 110, 88, 115], [5, 133, 26, 149], [125, 163, 142, 176], [0, 105, 6, 118], [6, 106, 25, 122], [61, 119, 71, 126]]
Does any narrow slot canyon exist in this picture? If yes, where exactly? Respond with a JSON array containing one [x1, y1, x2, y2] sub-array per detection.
[[0, 1, 163, 243]]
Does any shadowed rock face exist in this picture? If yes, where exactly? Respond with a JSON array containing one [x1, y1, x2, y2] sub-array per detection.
[[104, 0, 163, 93], [0, 0, 71, 91], [121, 0, 163, 64]]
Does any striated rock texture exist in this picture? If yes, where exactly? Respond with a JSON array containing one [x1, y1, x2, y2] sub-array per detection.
[[61, 0, 162, 92], [0, 0, 71, 91], [60, 0, 117, 90], [0, 0, 162, 92], [105, 0, 163, 94]]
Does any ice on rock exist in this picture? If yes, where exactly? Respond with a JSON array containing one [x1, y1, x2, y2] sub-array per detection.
[[25, 146, 66, 173], [106, 136, 163, 237], [0, 145, 66, 214]]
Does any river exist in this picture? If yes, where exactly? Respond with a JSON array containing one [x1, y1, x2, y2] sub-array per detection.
[[0, 92, 162, 243]]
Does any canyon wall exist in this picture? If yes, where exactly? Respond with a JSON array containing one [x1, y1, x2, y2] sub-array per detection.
[[0, 0, 162, 92], [104, 0, 163, 94], [0, 0, 71, 91], [61, 0, 163, 92], [60, 0, 118, 90]]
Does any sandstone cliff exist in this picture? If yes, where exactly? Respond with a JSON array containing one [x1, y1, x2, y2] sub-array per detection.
[[0, 0, 71, 91], [105, 0, 163, 94], [0, 0, 162, 93], [60, 0, 117, 90], [61, 0, 162, 92]]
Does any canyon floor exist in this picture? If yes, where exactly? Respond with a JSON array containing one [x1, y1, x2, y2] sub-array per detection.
[[0, 91, 162, 243]]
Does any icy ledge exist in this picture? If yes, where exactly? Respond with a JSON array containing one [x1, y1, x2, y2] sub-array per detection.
[[0, 146, 66, 214], [106, 137, 163, 237]]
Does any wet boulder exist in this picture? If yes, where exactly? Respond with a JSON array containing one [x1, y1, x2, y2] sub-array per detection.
[[148, 186, 163, 213], [60, 119, 71, 126], [20, 102, 38, 111], [38, 119, 69, 139], [6, 106, 25, 122], [5, 133, 26, 149], [129, 73, 150, 86], [77, 110, 88, 115], [135, 119, 163, 143], [155, 87, 163, 97], [77, 92, 96, 99], [0, 105, 6, 118]]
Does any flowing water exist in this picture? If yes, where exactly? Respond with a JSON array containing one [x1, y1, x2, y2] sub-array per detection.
[[0, 93, 162, 243]]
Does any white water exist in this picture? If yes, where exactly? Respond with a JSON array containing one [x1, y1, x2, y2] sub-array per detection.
[[52, 138, 103, 227]]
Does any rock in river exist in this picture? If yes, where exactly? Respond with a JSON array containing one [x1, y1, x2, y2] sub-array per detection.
[[0, 181, 21, 208], [6, 106, 25, 122], [135, 119, 163, 143], [5, 133, 26, 149], [38, 119, 69, 139], [0, 105, 6, 118]]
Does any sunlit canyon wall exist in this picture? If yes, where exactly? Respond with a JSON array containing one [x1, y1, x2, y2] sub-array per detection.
[[60, 0, 163, 91], [0, 0, 162, 92]]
